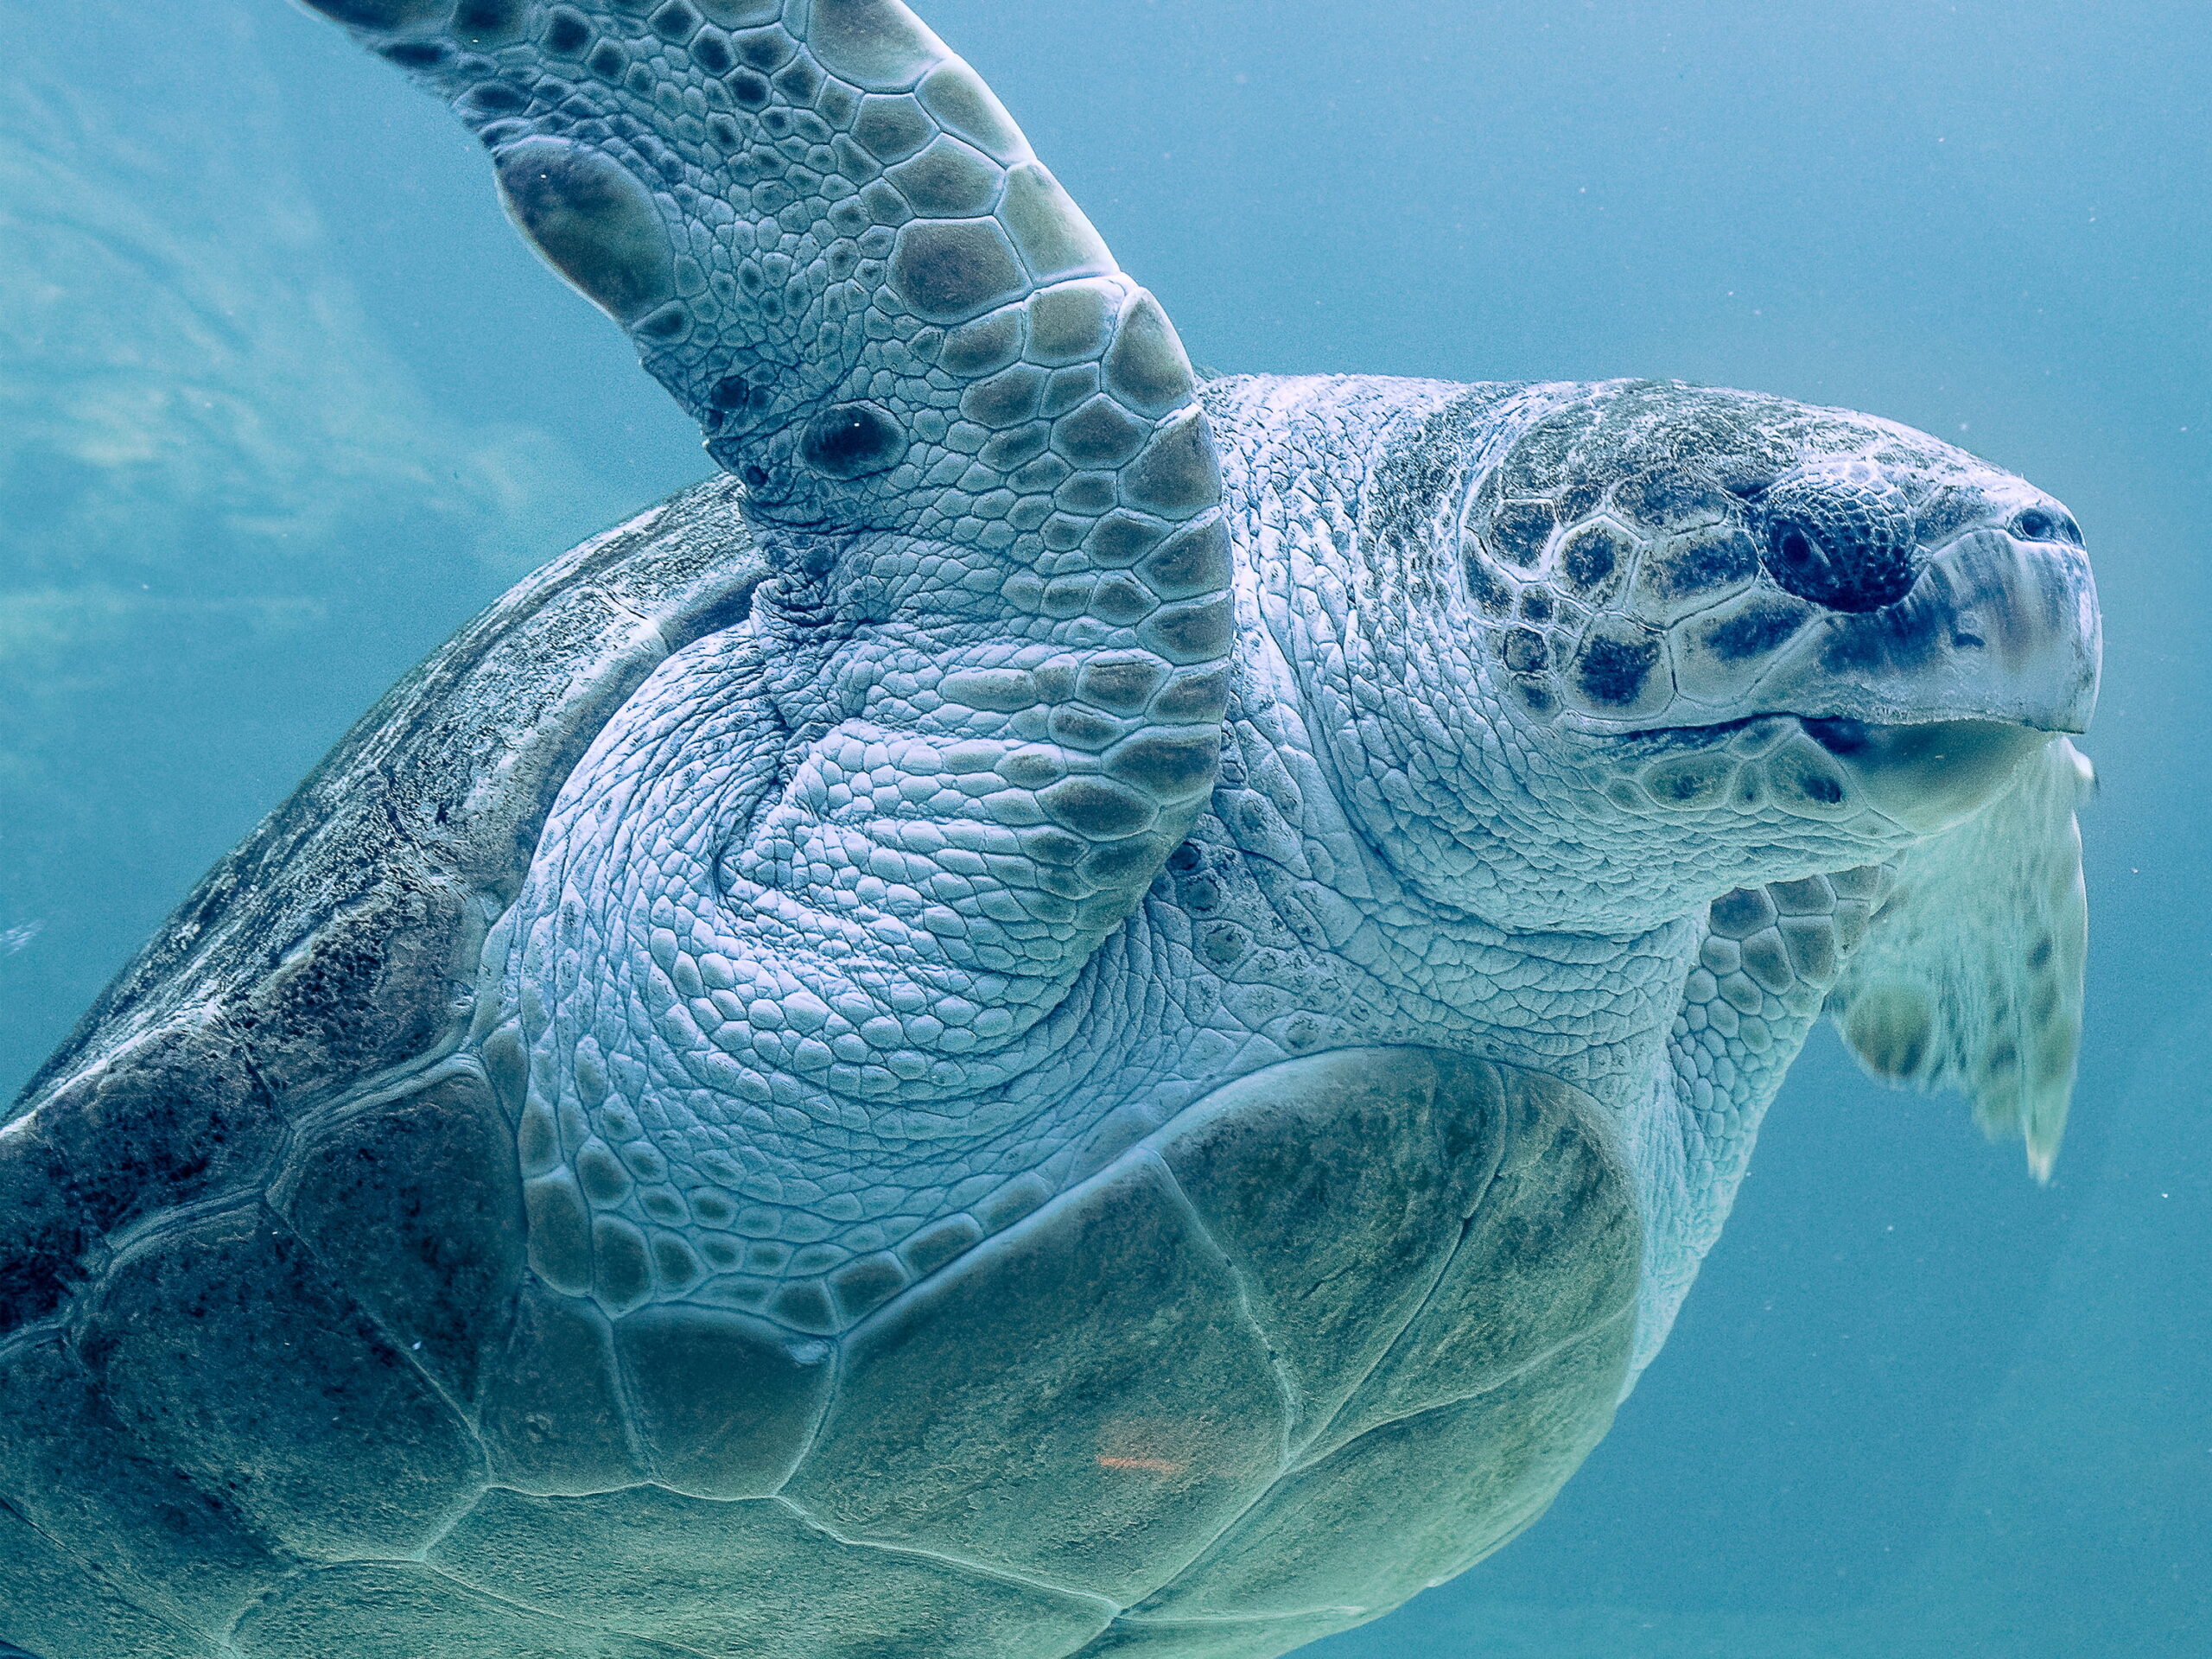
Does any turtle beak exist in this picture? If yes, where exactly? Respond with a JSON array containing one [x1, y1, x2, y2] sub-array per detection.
[[1757, 524, 2101, 739]]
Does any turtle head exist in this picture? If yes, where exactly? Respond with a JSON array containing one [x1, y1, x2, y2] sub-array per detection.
[[1434, 379, 2100, 927]]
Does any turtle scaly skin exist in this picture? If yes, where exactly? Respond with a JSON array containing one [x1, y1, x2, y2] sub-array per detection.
[[0, 5, 2097, 1657]]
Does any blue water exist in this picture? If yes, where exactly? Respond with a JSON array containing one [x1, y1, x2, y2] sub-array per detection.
[[1, 1, 2203, 1653]]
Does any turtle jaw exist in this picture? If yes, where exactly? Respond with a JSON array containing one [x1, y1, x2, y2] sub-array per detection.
[[1567, 512, 2097, 831], [1797, 715, 2056, 833], [1593, 709, 2059, 837], [1727, 518, 2096, 830]]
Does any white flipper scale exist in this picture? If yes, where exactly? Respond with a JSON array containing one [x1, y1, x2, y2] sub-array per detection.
[[1826, 736, 2094, 1179]]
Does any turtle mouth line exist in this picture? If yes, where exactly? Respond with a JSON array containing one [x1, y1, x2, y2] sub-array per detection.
[[1604, 709, 2082, 753]]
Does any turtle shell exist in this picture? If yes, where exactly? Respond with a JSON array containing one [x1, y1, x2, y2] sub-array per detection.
[[0, 485, 1638, 1659]]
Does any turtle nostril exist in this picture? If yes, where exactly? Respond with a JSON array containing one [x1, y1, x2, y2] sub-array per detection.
[[2011, 507, 2080, 545]]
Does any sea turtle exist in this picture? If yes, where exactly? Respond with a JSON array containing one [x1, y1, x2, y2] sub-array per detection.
[[0, 3, 2100, 1656]]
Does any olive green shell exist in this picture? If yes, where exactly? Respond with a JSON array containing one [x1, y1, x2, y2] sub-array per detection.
[[0, 482, 1637, 1659]]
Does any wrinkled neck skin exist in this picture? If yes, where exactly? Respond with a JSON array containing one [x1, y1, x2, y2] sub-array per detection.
[[491, 373, 1919, 1339]]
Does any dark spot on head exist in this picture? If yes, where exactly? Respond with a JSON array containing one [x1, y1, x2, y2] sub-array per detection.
[[1166, 841, 1204, 874], [1503, 628, 1549, 673], [1713, 458, 1783, 499], [1574, 629, 1660, 706], [692, 29, 734, 74], [1615, 467, 1729, 531], [1519, 586, 1554, 622], [1557, 479, 1606, 523], [801, 402, 906, 479], [543, 6, 591, 55], [588, 40, 626, 79], [729, 69, 772, 108], [1560, 523, 1636, 597], [709, 115, 741, 148], [1464, 557, 1512, 615], [1487, 499, 1555, 568], [1699, 600, 1808, 662], [1641, 526, 1758, 601], [709, 374, 754, 417]]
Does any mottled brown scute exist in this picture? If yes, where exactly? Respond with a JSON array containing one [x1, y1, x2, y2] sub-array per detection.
[[77, 1205, 488, 1561], [0, 1007, 280, 1339], [0, 1338, 296, 1637], [479, 1281, 647, 1497], [1153, 1048, 1506, 1442], [272, 1071, 528, 1412], [785, 1155, 1292, 1605]]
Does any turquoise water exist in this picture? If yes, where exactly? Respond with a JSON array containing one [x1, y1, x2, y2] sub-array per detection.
[[0, 1, 2203, 1653]]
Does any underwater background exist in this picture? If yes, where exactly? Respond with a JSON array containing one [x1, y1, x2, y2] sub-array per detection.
[[0, 1, 2202, 1654]]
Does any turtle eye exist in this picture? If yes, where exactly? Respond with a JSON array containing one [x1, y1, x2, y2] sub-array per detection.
[[2010, 507, 2081, 545]]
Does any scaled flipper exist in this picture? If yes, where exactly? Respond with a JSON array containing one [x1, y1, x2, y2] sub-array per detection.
[[1826, 737, 2094, 1179], [296, 1, 1234, 1027]]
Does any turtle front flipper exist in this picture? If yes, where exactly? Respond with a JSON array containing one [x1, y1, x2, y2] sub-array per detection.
[[1826, 735, 2094, 1179], [301, 1, 1231, 1026]]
